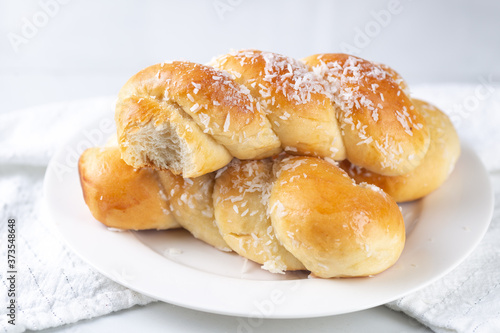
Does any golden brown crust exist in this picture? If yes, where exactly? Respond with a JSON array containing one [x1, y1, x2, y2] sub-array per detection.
[[376, 63, 411, 95], [211, 50, 346, 160], [302, 53, 431, 176], [269, 156, 405, 278], [78, 146, 180, 230], [340, 99, 461, 202], [79, 144, 229, 250]]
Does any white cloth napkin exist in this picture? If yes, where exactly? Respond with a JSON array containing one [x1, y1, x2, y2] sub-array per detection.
[[0, 84, 498, 332], [0, 98, 153, 333]]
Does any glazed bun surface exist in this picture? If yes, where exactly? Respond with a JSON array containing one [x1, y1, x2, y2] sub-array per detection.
[[269, 156, 405, 278], [340, 98, 460, 202], [302, 53, 430, 176], [210, 50, 346, 160], [78, 146, 179, 230]]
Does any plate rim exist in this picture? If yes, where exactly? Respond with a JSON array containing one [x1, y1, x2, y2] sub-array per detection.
[[43, 114, 494, 318]]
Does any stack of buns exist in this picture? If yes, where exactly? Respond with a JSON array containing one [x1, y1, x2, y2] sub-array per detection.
[[78, 50, 460, 278]]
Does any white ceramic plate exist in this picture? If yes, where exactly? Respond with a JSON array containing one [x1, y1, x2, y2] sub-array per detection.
[[44, 115, 494, 318]]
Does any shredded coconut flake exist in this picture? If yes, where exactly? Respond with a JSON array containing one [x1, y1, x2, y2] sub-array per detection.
[[261, 260, 286, 274], [190, 103, 201, 113], [223, 113, 230, 132]]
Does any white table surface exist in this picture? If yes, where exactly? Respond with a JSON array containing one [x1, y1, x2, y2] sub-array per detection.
[[29, 303, 431, 333]]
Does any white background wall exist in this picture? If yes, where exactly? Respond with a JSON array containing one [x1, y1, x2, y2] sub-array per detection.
[[1, 0, 499, 113]]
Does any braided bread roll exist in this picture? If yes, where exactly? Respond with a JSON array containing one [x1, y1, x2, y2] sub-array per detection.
[[115, 50, 430, 178], [79, 145, 405, 278]]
